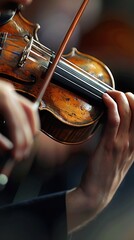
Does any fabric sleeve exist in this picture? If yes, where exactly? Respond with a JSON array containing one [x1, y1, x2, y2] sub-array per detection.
[[0, 191, 67, 240]]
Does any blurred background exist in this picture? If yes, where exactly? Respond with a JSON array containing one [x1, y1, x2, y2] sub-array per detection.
[[22, 1, 134, 239]]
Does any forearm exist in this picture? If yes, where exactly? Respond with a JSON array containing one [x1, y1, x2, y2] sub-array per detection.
[[66, 91, 134, 234], [66, 187, 105, 234]]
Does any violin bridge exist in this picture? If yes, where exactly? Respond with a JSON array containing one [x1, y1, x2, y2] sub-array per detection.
[[18, 35, 33, 67]]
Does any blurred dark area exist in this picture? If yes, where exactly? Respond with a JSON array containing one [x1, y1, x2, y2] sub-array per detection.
[[21, 1, 134, 239], [78, 0, 134, 94]]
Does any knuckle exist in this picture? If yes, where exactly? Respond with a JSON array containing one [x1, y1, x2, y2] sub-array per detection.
[[122, 140, 130, 153], [110, 115, 120, 128], [118, 92, 125, 99], [114, 138, 129, 156], [116, 92, 126, 102]]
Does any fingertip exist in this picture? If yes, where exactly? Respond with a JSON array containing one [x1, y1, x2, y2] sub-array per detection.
[[0, 134, 14, 150], [103, 92, 109, 99], [126, 92, 134, 98], [102, 92, 112, 103]]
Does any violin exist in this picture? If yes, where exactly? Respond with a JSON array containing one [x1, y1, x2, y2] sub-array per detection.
[[0, 1, 115, 145]]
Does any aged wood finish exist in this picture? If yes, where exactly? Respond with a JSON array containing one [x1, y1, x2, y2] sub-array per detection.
[[0, 10, 115, 144]]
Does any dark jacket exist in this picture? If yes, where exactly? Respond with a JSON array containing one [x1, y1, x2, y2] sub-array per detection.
[[0, 191, 67, 240]]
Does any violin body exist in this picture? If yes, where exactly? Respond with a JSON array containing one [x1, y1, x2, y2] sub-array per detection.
[[0, 8, 115, 144]]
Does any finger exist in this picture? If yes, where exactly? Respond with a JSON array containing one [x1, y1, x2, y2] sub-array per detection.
[[0, 81, 39, 161], [0, 134, 13, 151], [102, 92, 120, 145], [0, 91, 33, 161], [126, 92, 134, 151], [9, 97, 34, 160], [107, 90, 131, 137], [16, 95, 40, 159], [18, 95, 40, 136], [0, 159, 15, 190]]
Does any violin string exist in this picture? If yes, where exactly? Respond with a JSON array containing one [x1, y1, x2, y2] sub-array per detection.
[[0, 45, 49, 61], [0, 34, 114, 91], [30, 45, 113, 98], [0, 42, 112, 97], [58, 56, 113, 90], [29, 44, 108, 97], [26, 36, 107, 93], [31, 38, 114, 91], [0, 35, 113, 96], [30, 41, 112, 97], [30, 49, 48, 61], [49, 68, 104, 100], [31, 41, 113, 96], [0, 35, 49, 60], [52, 63, 110, 97]]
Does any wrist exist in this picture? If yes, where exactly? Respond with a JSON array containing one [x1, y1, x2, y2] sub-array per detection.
[[66, 187, 105, 233]]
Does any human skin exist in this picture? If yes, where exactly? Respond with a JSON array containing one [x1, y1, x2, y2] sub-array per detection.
[[1, 0, 134, 235], [0, 81, 40, 161]]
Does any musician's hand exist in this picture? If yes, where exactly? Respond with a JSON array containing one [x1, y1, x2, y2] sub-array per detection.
[[66, 90, 134, 233], [0, 80, 40, 162]]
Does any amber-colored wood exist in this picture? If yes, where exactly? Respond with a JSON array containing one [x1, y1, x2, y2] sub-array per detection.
[[0, 11, 115, 144]]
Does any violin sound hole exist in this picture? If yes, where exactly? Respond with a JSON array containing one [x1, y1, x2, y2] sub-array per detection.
[[16, 90, 36, 103]]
